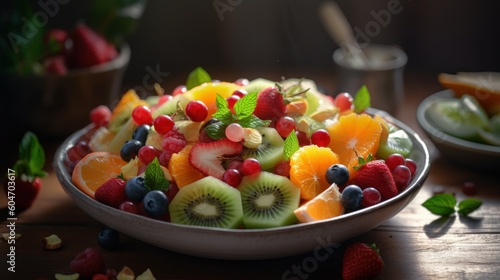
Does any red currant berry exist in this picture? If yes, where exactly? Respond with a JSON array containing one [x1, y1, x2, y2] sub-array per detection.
[[185, 100, 208, 122], [232, 89, 248, 98], [385, 153, 406, 171], [296, 130, 311, 146], [311, 129, 331, 147], [132, 105, 153, 125], [222, 169, 243, 188], [405, 158, 417, 177], [276, 116, 296, 138], [274, 160, 291, 177], [153, 115, 175, 135], [226, 95, 240, 114], [462, 181, 478, 196], [172, 85, 187, 96], [235, 78, 249, 86], [334, 92, 353, 112], [361, 187, 381, 208], [138, 145, 161, 165], [241, 158, 261, 176], [392, 165, 412, 192]]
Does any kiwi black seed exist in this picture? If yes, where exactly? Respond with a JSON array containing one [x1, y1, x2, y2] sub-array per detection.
[[239, 171, 301, 229], [169, 176, 243, 228], [241, 127, 285, 170]]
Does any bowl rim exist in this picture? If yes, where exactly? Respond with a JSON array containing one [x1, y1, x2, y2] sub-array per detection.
[[416, 89, 500, 155], [53, 108, 431, 235]]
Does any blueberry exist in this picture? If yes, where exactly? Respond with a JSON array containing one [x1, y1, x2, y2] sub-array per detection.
[[143, 190, 169, 217], [125, 176, 149, 202], [97, 227, 120, 250], [341, 185, 363, 212], [132, 125, 150, 144], [325, 164, 350, 185], [120, 139, 143, 162]]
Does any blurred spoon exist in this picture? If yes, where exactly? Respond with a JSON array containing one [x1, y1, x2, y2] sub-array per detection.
[[318, 1, 370, 68]]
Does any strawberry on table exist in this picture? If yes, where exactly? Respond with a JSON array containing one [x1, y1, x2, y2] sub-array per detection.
[[3, 132, 47, 212], [342, 242, 384, 280], [350, 155, 398, 201]]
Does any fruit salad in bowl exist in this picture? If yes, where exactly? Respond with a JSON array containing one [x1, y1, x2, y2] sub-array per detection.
[[54, 68, 430, 259]]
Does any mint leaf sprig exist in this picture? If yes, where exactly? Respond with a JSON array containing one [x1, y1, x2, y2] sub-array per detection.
[[12, 132, 47, 180], [422, 193, 482, 217], [283, 130, 300, 161], [144, 158, 170, 191], [205, 92, 271, 140]]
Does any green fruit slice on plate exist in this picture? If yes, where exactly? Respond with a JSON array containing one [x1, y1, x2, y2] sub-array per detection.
[[460, 94, 489, 129], [376, 129, 413, 159], [478, 128, 500, 146], [426, 98, 479, 139]]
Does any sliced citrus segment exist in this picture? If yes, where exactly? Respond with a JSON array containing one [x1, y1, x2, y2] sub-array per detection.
[[290, 145, 339, 201], [294, 183, 344, 222], [71, 152, 127, 198], [109, 89, 148, 132], [181, 82, 241, 121], [168, 144, 205, 188], [327, 113, 382, 175]]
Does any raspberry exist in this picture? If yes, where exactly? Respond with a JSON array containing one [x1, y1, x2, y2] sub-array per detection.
[[162, 136, 187, 153], [70, 247, 105, 278], [164, 128, 185, 140]]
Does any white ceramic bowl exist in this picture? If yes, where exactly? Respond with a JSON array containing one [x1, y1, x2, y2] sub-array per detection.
[[54, 109, 430, 260], [417, 90, 500, 170]]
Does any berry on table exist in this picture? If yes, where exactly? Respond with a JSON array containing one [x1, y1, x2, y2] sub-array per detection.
[[342, 242, 384, 280], [462, 181, 478, 196], [70, 247, 106, 278], [97, 227, 120, 250]]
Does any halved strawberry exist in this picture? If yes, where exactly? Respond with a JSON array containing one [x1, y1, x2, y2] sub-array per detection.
[[95, 178, 127, 208], [189, 138, 243, 180]]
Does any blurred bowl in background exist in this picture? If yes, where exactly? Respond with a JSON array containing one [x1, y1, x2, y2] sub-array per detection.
[[1, 44, 130, 139], [417, 90, 500, 170]]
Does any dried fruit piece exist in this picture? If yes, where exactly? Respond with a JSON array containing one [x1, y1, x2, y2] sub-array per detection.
[[41, 234, 63, 250], [117, 266, 135, 280]]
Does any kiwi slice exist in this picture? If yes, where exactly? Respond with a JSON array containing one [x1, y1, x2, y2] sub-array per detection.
[[239, 171, 301, 229], [241, 127, 284, 170], [151, 94, 183, 118], [169, 176, 243, 229], [243, 78, 275, 94], [376, 129, 413, 159]]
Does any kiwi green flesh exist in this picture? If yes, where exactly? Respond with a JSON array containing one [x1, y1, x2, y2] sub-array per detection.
[[376, 129, 413, 159], [243, 78, 275, 94], [152, 94, 183, 118], [169, 176, 243, 229], [241, 127, 284, 170], [239, 172, 300, 229]]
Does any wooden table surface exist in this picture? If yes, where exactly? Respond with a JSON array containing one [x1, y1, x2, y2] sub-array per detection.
[[1, 71, 499, 279]]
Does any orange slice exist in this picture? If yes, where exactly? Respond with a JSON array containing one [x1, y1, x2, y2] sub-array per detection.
[[326, 113, 382, 176], [181, 82, 241, 121], [294, 183, 344, 222], [290, 145, 339, 201], [71, 152, 127, 198], [109, 90, 148, 129], [168, 144, 205, 188]]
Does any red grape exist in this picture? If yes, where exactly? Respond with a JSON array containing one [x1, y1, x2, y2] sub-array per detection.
[[334, 92, 353, 112], [232, 89, 248, 98], [311, 129, 330, 147], [296, 130, 311, 146], [222, 169, 243, 188], [153, 115, 175, 135], [132, 105, 153, 125], [138, 145, 161, 165], [241, 158, 261, 176], [276, 116, 296, 138], [385, 153, 406, 171], [362, 187, 381, 208], [274, 160, 291, 177], [90, 105, 111, 127], [392, 165, 412, 191], [119, 201, 139, 214], [405, 158, 417, 177], [172, 85, 187, 96], [185, 100, 208, 122], [235, 78, 249, 86], [462, 181, 478, 196], [226, 95, 240, 114]]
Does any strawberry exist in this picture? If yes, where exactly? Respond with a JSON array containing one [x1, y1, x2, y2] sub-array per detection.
[[2, 177, 42, 211], [342, 242, 384, 280], [253, 86, 286, 122], [44, 55, 68, 75], [70, 24, 117, 68], [350, 157, 398, 201], [70, 247, 106, 278], [44, 28, 70, 56], [189, 138, 243, 180], [95, 178, 127, 208]]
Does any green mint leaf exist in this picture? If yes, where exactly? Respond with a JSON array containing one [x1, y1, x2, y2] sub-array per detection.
[[186, 67, 212, 90], [17, 132, 46, 177], [353, 85, 371, 113], [284, 130, 300, 161], [204, 121, 227, 140], [237, 115, 271, 129], [212, 108, 233, 124], [234, 92, 258, 119], [422, 193, 457, 216], [215, 93, 229, 110], [457, 198, 482, 216], [144, 158, 170, 191]]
